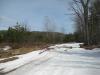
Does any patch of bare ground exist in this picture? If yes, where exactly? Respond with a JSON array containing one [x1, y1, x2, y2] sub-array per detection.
[[0, 43, 52, 59], [80, 44, 100, 50], [0, 57, 18, 63], [0, 73, 5, 75]]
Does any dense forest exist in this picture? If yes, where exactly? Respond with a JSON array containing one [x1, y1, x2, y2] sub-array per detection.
[[72, 0, 100, 45]]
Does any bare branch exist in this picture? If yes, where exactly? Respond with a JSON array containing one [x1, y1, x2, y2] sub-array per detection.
[[71, 4, 83, 23], [86, 0, 90, 6], [73, 0, 84, 16], [80, 0, 85, 7], [73, 0, 81, 3]]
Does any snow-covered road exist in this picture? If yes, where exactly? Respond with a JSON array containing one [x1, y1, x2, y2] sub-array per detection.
[[1, 43, 100, 75]]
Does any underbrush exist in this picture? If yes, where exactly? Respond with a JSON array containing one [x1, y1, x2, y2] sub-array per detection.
[[80, 44, 100, 50], [0, 43, 52, 59]]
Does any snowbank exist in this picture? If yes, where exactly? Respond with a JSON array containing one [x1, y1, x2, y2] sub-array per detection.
[[1, 43, 94, 74], [0, 46, 12, 51], [3, 46, 12, 51], [49, 43, 83, 49], [0, 49, 51, 72]]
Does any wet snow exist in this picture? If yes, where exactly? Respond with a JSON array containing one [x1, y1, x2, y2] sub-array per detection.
[[0, 43, 100, 75]]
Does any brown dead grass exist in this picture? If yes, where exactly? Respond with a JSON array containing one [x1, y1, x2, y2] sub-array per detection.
[[0, 43, 52, 59], [0, 57, 18, 63], [0, 47, 39, 58], [80, 44, 100, 50]]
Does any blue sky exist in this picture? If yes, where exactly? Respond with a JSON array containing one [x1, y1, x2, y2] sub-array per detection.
[[0, 0, 74, 33]]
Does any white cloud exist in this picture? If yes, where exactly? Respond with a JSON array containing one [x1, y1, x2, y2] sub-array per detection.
[[0, 16, 16, 22]]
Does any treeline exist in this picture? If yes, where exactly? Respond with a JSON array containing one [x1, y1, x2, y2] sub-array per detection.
[[72, 0, 100, 45], [0, 22, 75, 47]]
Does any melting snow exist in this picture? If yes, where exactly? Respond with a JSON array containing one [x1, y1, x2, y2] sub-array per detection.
[[0, 43, 100, 75]]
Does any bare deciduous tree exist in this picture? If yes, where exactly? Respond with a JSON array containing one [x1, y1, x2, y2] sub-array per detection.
[[71, 0, 91, 45], [43, 16, 56, 32], [43, 16, 57, 43]]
